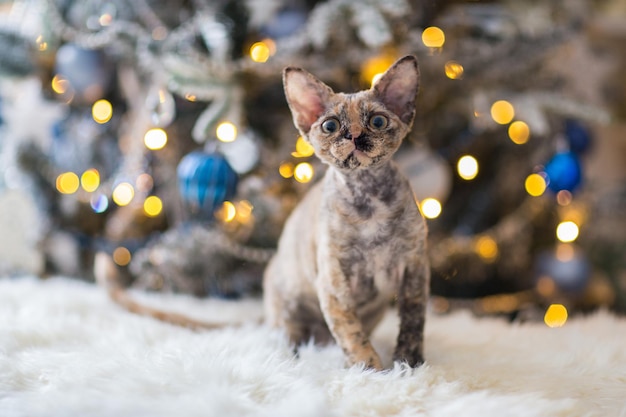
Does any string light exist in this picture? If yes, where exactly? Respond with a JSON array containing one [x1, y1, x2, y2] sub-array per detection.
[[250, 40, 274, 63], [279, 162, 294, 178], [361, 54, 395, 87], [474, 236, 498, 262], [35, 35, 48, 51], [144, 128, 167, 150], [490, 100, 515, 125], [457, 155, 478, 180], [421, 26, 445, 48], [292, 136, 315, 158], [92, 99, 113, 124], [420, 198, 442, 219], [525, 173, 547, 197], [80, 169, 100, 192], [216, 122, 237, 142], [508, 121, 530, 144], [112, 182, 134, 206], [544, 304, 568, 328], [444, 61, 464, 79], [294, 162, 314, 183], [90, 194, 109, 213], [56, 172, 80, 194], [556, 221, 579, 243], [112, 246, 131, 266], [216, 201, 237, 223], [143, 195, 163, 217]]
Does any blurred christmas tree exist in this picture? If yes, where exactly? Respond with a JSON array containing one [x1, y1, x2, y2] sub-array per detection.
[[0, 0, 624, 318]]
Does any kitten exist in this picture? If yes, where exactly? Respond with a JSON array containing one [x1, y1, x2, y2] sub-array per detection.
[[95, 55, 429, 370]]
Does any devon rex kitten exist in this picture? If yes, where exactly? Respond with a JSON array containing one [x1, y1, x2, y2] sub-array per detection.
[[95, 55, 429, 370]]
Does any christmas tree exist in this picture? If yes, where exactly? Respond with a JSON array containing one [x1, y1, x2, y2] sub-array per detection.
[[0, 0, 624, 321]]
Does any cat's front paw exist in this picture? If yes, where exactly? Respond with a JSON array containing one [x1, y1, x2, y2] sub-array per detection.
[[349, 351, 383, 371], [393, 348, 424, 368]]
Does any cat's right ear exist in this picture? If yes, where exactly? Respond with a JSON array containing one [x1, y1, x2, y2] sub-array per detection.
[[283, 67, 333, 133]]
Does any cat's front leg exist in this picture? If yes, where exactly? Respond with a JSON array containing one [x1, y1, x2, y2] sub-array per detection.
[[393, 260, 430, 367], [317, 258, 383, 370]]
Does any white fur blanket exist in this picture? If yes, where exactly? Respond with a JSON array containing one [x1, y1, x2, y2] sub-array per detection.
[[1, 277, 625, 417]]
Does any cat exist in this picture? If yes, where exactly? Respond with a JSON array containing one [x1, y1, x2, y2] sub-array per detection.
[[95, 55, 429, 370]]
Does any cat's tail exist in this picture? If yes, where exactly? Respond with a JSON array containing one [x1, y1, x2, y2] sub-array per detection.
[[94, 251, 226, 330]]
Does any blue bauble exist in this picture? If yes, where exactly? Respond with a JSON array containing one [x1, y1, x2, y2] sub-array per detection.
[[54, 43, 113, 102], [544, 152, 582, 193], [177, 151, 238, 220], [565, 119, 592, 154]]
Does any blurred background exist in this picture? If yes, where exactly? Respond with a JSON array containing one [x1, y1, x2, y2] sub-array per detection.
[[0, 0, 624, 324]]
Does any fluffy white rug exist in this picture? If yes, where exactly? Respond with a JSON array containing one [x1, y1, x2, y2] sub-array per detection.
[[1, 277, 625, 417]]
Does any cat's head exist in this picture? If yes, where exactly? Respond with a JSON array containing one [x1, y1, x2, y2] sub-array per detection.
[[283, 55, 419, 171]]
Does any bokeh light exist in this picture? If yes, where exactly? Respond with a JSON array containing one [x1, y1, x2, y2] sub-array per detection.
[[294, 162, 314, 183], [92, 99, 113, 124], [56, 172, 80, 194], [144, 128, 167, 150], [279, 162, 294, 178], [525, 173, 547, 197], [250, 41, 271, 63], [293, 136, 315, 157], [444, 61, 464, 79], [361, 54, 395, 87], [112, 182, 135, 206], [544, 304, 568, 328], [422, 26, 445, 48], [490, 100, 515, 125], [143, 195, 163, 217], [508, 121, 530, 144], [556, 221, 579, 243], [475, 236, 499, 262], [81, 169, 100, 192], [216, 122, 237, 143], [112, 246, 131, 266], [217, 201, 237, 223], [90, 193, 109, 213], [457, 155, 479, 180], [420, 198, 442, 219]]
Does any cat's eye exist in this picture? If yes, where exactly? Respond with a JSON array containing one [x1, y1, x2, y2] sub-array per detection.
[[369, 114, 388, 129], [321, 118, 340, 134]]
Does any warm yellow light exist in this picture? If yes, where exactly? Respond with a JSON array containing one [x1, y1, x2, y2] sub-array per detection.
[[250, 41, 271, 63], [236, 200, 254, 220], [279, 162, 294, 178], [420, 198, 442, 219], [508, 121, 530, 144], [36, 35, 48, 51], [184, 93, 197, 102], [144, 128, 168, 150], [544, 304, 568, 328], [491, 100, 515, 125], [444, 61, 464, 79], [143, 195, 163, 217], [293, 136, 315, 158], [457, 155, 478, 180], [556, 221, 579, 243], [216, 201, 237, 223], [92, 99, 113, 124], [112, 182, 135, 206], [51, 75, 69, 94], [80, 169, 100, 192], [294, 162, 314, 183], [525, 173, 547, 197], [216, 122, 237, 143], [475, 236, 498, 261], [422, 26, 445, 48], [56, 172, 80, 194], [361, 54, 395, 87], [112, 246, 132, 266]]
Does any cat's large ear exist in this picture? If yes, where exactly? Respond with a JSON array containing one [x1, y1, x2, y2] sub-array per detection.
[[372, 55, 420, 125], [283, 67, 334, 134]]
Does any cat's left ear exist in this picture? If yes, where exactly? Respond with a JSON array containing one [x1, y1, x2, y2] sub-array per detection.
[[283, 67, 334, 134], [372, 55, 420, 125]]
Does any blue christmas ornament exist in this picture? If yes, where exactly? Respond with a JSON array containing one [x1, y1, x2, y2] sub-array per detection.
[[261, 7, 307, 39], [544, 151, 582, 193], [177, 151, 238, 220], [54, 43, 113, 102], [535, 245, 590, 294], [565, 119, 592, 154]]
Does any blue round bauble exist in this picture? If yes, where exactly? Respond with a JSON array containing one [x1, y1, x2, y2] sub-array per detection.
[[544, 151, 582, 193], [54, 43, 113, 102], [535, 245, 590, 294], [565, 119, 592, 154], [177, 151, 238, 220]]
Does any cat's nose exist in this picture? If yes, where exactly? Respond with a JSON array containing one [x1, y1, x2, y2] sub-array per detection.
[[353, 134, 371, 152]]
